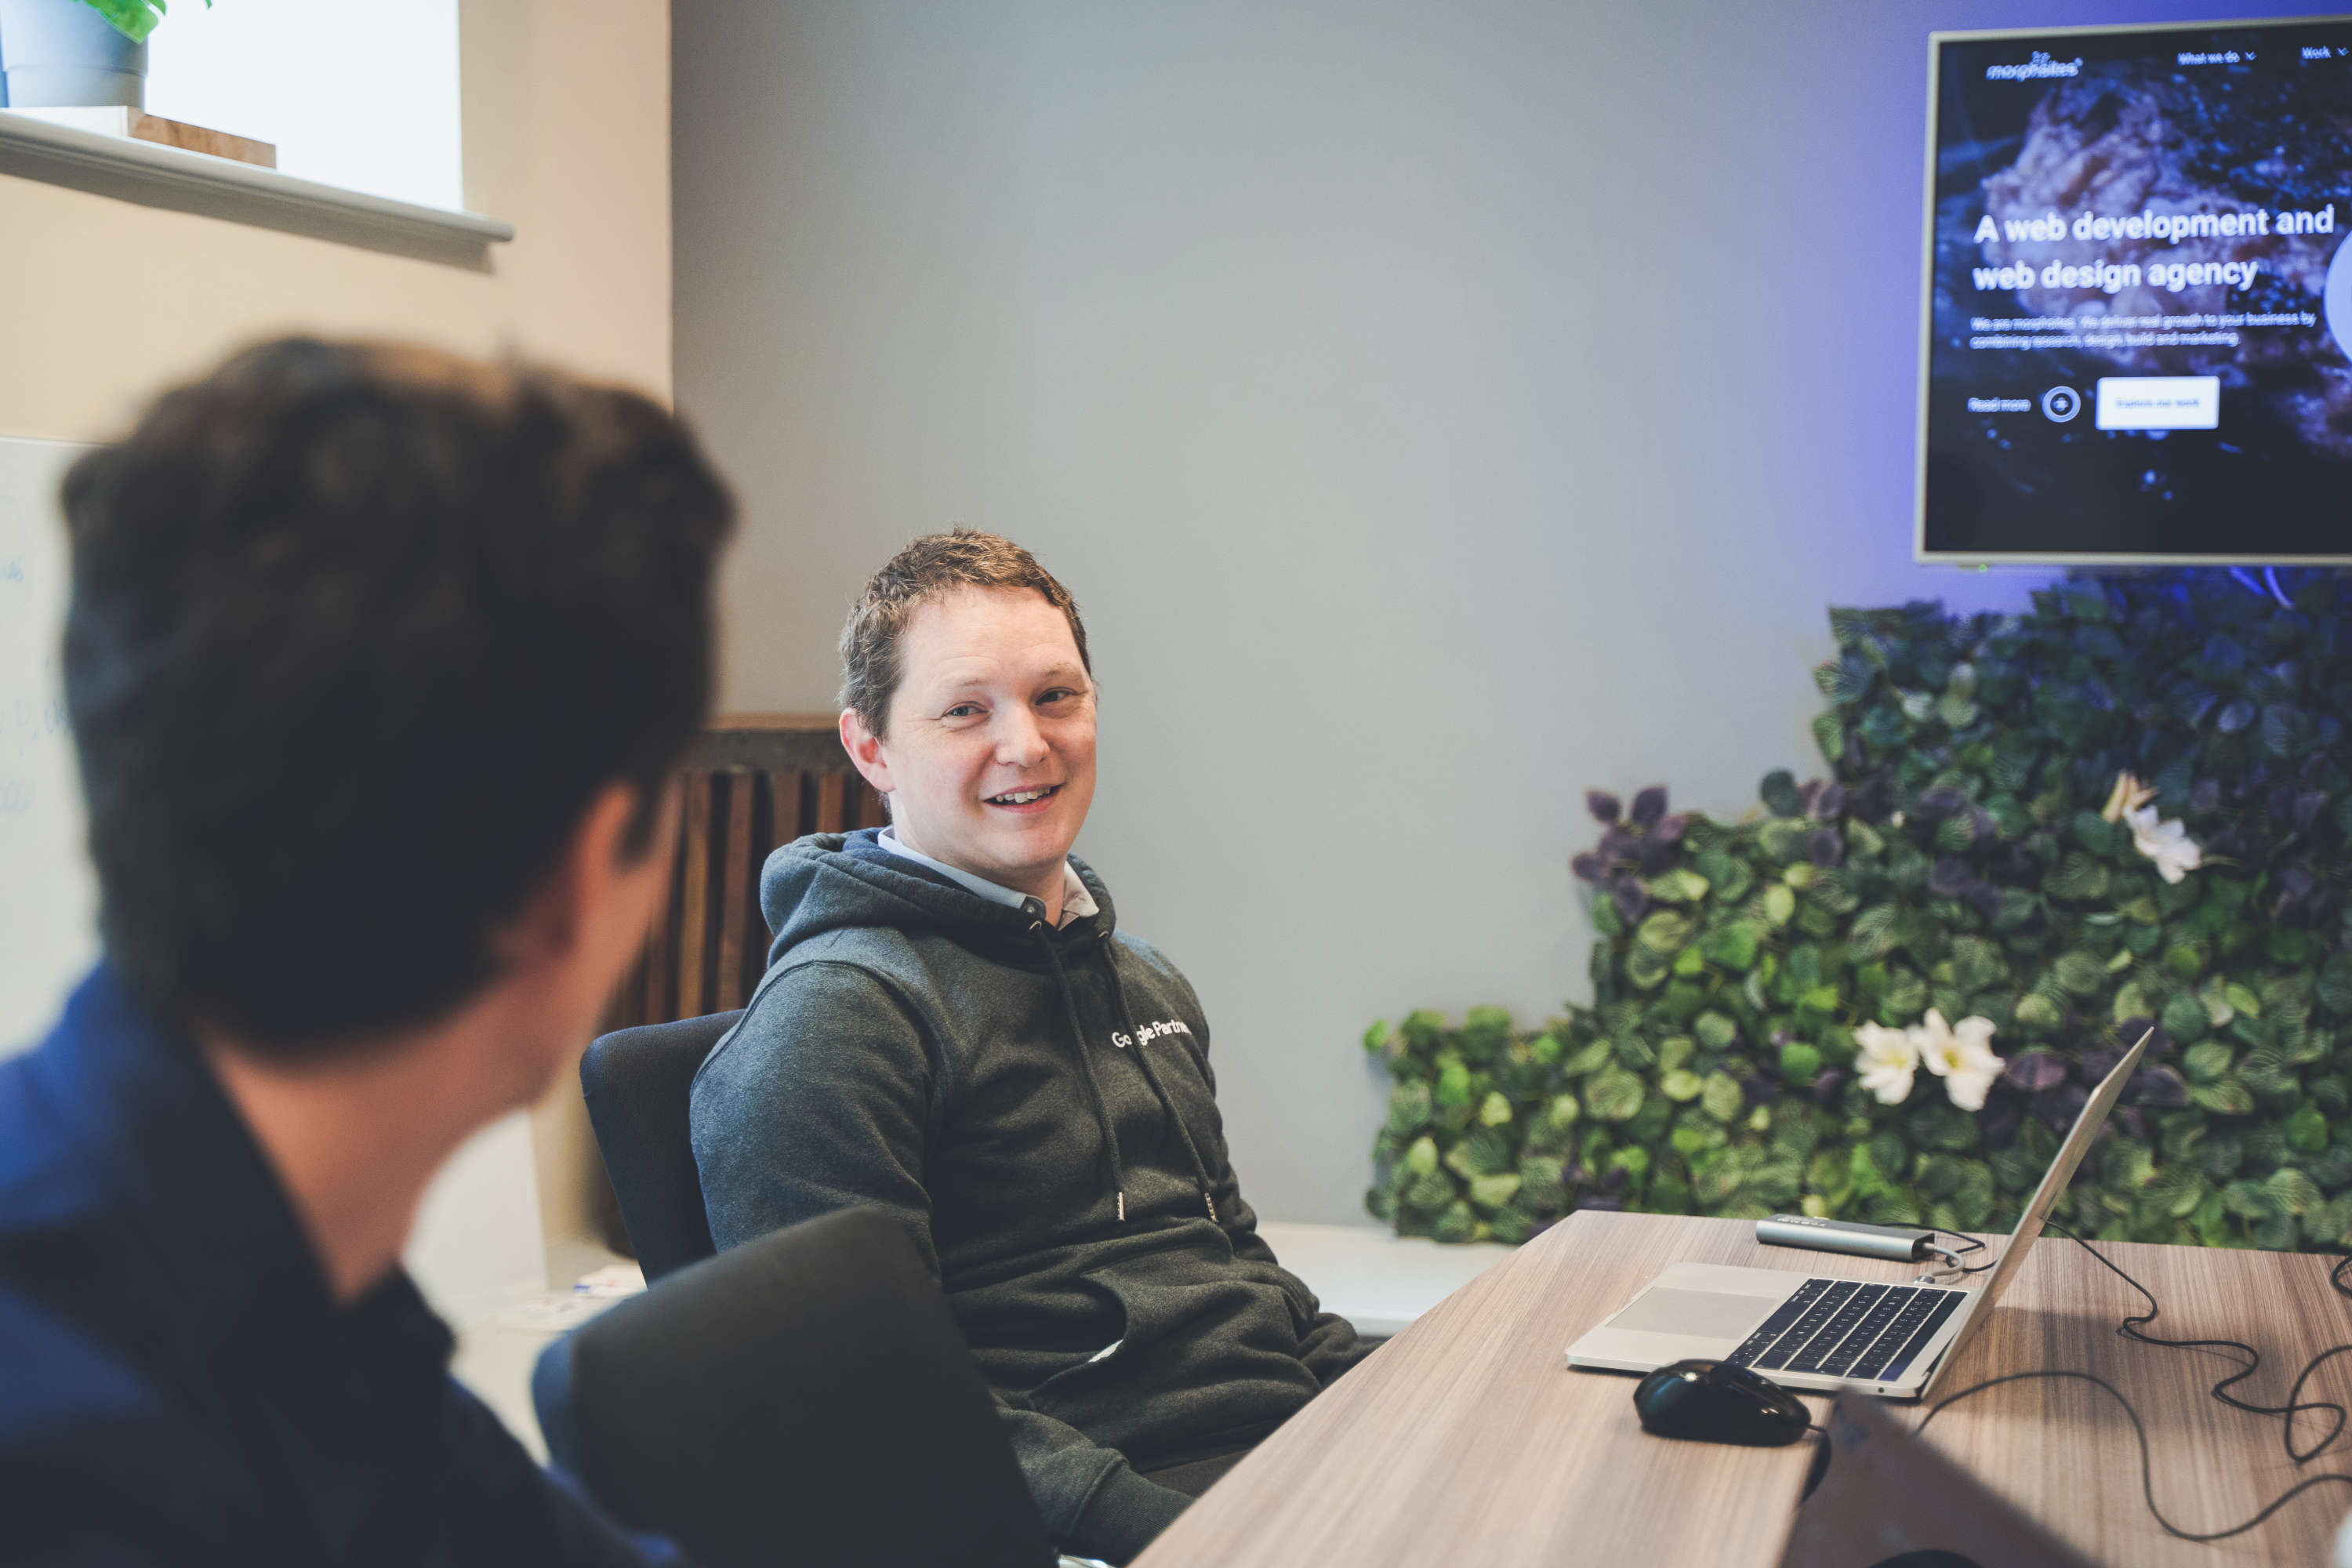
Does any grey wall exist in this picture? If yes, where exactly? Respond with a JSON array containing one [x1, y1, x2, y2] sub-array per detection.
[[673, 0, 2332, 1226]]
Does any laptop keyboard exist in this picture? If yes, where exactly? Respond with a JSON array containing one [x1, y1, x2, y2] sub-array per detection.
[[1722, 1278, 1965, 1384]]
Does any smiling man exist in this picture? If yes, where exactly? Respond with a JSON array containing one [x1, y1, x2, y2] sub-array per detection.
[[689, 529, 1368, 1564]]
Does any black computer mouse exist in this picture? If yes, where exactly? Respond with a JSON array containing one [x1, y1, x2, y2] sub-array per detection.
[[1633, 1359, 1813, 1446]]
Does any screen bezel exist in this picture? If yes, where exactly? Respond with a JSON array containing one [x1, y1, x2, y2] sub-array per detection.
[[1915, 15, 2352, 565]]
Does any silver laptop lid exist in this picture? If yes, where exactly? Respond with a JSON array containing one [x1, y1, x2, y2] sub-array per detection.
[[1933, 1026, 2151, 1375]]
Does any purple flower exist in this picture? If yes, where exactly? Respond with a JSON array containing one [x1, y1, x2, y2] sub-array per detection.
[[1613, 877, 1648, 924], [2128, 1067, 2190, 1108], [2113, 1105, 2151, 1144], [2076, 1047, 2122, 1085], [2296, 791, 2328, 833], [2004, 1051, 2068, 1093], [1653, 812, 1690, 844], [1915, 786, 1969, 821], [1570, 852, 1610, 884], [1587, 790, 1622, 825], [2190, 778, 2220, 816], [1929, 858, 1976, 899], [1630, 786, 1669, 829], [1809, 1069, 1848, 1108], [1809, 828, 1844, 867], [1574, 1194, 1626, 1213], [1816, 782, 1848, 821]]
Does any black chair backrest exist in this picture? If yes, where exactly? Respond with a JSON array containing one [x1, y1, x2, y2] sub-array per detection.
[[579, 1010, 742, 1283], [534, 1207, 1054, 1568]]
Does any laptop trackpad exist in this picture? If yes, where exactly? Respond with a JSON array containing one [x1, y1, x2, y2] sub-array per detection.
[[1610, 1287, 1768, 1339]]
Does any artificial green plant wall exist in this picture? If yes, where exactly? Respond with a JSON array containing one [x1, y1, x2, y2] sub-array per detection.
[[1367, 573, 2352, 1251]]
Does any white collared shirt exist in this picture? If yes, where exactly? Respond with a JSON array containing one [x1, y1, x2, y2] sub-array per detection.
[[877, 826, 1099, 927]]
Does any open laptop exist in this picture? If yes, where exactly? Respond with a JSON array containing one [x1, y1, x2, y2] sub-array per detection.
[[1565, 1029, 2149, 1399]]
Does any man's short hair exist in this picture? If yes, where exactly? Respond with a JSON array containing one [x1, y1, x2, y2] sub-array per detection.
[[62, 338, 735, 1051], [839, 528, 1089, 738]]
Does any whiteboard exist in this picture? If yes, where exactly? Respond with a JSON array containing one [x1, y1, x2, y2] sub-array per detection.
[[0, 437, 97, 1057]]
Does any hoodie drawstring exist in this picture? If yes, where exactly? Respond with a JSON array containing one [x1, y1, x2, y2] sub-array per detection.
[[1098, 929, 1221, 1228], [1033, 922, 1130, 1224]]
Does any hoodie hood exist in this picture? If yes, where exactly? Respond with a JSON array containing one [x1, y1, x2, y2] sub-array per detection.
[[760, 829, 1118, 968]]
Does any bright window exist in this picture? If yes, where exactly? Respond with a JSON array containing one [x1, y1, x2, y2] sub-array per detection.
[[143, 0, 462, 212]]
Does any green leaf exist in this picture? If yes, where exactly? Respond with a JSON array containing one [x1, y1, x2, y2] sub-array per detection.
[[1477, 1091, 1514, 1127], [1468, 1172, 1523, 1211], [1636, 910, 1693, 953], [1705, 923, 1762, 971], [1759, 769, 1802, 817], [1779, 1043, 1823, 1083], [1586, 1065, 1646, 1122], [2013, 992, 2063, 1033], [2183, 1043, 2233, 1083], [1562, 1038, 1613, 1077], [1764, 884, 1797, 927], [1810, 711, 1845, 766], [1660, 1069, 1706, 1102], [2267, 1167, 2325, 1216], [2161, 988, 2209, 1043], [1694, 1011, 1739, 1051], [1404, 1135, 1439, 1177], [1700, 1071, 1746, 1123], [1548, 1092, 1581, 1129], [75, 0, 170, 44], [2189, 1080, 2256, 1116], [2053, 949, 2107, 996], [1849, 904, 1902, 960], [2045, 853, 2112, 902]]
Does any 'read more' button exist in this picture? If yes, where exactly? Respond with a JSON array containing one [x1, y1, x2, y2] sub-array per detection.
[[2095, 375, 2220, 430]]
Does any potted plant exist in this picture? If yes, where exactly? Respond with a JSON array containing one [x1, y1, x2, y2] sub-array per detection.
[[0, 0, 204, 111]]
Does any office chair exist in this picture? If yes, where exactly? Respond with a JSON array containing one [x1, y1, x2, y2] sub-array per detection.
[[532, 1206, 1057, 1567], [579, 1010, 741, 1282], [574, 1013, 1116, 1568]]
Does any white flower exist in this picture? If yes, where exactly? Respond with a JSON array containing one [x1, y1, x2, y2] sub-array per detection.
[[2100, 770, 2155, 824], [1915, 1008, 2004, 1112], [2123, 803, 2202, 884], [1854, 1022, 1918, 1105]]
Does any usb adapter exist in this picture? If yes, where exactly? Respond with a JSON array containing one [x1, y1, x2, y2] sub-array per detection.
[[1755, 1214, 1937, 1263]]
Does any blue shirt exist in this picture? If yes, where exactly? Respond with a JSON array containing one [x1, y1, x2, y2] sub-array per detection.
[[0, 967, 680, 1567]]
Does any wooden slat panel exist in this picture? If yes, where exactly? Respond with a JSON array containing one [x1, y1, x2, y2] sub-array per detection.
[[814, 771, 848, 834], [855, 778, 889, 829], [768, 769, 804, 843], [714, 771, 755, 1010], [675, 771, 714, 1018]]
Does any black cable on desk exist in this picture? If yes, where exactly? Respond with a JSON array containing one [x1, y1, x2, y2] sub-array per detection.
[[1915, 1221, 2352, 1542]]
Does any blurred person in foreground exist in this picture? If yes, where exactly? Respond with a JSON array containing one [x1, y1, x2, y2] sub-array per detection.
[[691, 530, 1371, 1564], [0, 339, 734, 1564]]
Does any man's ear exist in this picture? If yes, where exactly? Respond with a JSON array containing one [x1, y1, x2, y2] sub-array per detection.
[[839, 706, 895, 797], [494, 782, 655, 972]]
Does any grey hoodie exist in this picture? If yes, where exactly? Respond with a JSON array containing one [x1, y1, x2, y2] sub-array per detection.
[[689, 830, 1367, 1562]]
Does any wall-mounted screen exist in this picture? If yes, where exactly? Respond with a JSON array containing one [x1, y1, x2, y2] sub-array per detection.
[[1921, 19, 2352, 562]]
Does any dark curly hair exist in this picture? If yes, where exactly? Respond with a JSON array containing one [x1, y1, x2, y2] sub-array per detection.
[[62, 337, 735, 1051]]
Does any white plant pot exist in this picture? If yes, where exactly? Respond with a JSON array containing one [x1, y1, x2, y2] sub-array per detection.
[[0, 0, 147, 110]]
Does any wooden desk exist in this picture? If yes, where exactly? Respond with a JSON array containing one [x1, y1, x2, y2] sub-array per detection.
[[1133, 1210, 2352, 1566]]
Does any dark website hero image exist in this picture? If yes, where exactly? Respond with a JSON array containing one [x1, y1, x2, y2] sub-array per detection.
[[1926, 26, 2352, 559]]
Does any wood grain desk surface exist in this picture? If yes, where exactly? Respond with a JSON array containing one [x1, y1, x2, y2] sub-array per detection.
[[1133, 1210, 2352, 1566]]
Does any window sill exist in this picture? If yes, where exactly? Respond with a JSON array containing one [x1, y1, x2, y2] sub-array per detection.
[[0, 108, 512, 267]]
